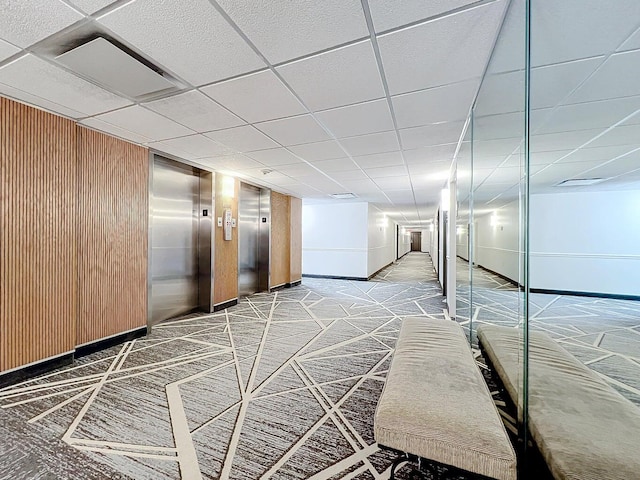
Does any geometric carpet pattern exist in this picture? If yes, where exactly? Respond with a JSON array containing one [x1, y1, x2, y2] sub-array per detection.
[[456, 259, 640, 408], [0, 252, 459, 480]]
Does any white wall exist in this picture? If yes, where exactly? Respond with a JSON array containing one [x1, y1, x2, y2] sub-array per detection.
[[302, 202, 396, 279], [456, 223, 469, 261], [530, 190, 640, 296], [420, 229, 430, 253], [302, 202, 368, 278], [367, 205, 396, 276], [398, 228, 411, 258], [475, 199, 522, 283]]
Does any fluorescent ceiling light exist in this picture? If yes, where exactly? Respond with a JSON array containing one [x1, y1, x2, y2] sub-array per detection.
[[554, 178, 605, 187], [56, 37, 175, 98], [331, 193, 357, 199]]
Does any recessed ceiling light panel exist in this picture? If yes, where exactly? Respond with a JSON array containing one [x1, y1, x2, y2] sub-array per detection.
[[330, 193, 357, 199], [554, 178, 605, 187], [56, 37, 176, 98]]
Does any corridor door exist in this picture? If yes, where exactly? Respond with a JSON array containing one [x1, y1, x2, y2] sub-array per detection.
[[411, 232, 421, 251]]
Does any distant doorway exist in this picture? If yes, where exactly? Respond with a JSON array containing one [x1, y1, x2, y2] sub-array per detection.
[[411, 232, 422, 251]]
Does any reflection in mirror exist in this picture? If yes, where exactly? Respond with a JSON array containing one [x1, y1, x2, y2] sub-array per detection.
[[455, 125, 472, 342], [523, 1, 640, 479]]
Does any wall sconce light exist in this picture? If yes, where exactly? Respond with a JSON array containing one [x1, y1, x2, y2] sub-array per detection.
[[441, 188, 450, 212], [222, 176, 235, 198], [490, 212, 499, 227]]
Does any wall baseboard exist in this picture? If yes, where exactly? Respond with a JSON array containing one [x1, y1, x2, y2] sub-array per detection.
[[367, 262, 393, 280], [302, 273, 368, 281], [0, 352, 74, 389], [213, 299, 238, 312], [530, 288, 640, 302], [0, 327, 148, 388], [75, 327, 147, 359]]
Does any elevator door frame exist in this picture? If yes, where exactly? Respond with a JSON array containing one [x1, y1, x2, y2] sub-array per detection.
[[237, 182, 270, 297], [147, 153, 215, 329]]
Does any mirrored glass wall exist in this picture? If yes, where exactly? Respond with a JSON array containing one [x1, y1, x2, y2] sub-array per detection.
[[457, 0, 640, 477]]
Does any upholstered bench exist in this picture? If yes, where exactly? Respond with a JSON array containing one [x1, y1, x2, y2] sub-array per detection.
[[477, 324, 640, 480], [374, 318, 517, 480]]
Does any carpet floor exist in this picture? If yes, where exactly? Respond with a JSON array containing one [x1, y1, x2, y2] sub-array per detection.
[[1, 253, 472, 480]]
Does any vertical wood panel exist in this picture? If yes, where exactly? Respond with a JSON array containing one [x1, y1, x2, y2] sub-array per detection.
[[0, 97, 77, 372], [76, 127, 148, 346], [214, 174, 239, 305], [289, 196, 302, 283], [270, 191, 290, 288]]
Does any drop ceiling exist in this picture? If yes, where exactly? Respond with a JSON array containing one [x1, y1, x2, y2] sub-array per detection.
[[0, 0, 638, 228]]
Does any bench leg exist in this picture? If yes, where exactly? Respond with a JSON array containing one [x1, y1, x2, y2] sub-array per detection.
[[389, 453, 408, 480]]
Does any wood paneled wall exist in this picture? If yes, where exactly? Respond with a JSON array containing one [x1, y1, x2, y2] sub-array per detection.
[[270, 191, 291, 288], [289, 196, 302, 283], [214, 174, 239, 305], [1, 98, 77, 372], [76, 127, 148, 346]]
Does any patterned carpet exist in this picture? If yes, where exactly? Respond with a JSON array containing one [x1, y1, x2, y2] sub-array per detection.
[[0, 252, 466, 480], [456, 259, 640, 408]]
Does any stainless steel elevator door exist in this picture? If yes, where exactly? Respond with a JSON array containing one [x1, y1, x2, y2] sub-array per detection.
[[150, 157, 200, 326], [238, 183, 261, 297]]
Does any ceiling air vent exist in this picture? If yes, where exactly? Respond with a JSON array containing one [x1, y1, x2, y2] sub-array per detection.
[[554, 178, 605, 187], [56, 37, 176, 98], [331, 193, 357, 199]]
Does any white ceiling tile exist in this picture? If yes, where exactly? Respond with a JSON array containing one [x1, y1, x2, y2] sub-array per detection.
[[367, 0, 479, 33], [476, 57, 602, 116], [201, 70, 306, 123], [529, 0, 640, 67], [0, 39, 20, 62], [587, 124, 640, 149], [204, 125, 278, 152], [378, 0, 507, 95], [353, 151, 404, 169], [619, 28, 640, 51], [143, 90, 244, 133], [557, 145, 638, 165], [216, 0, 368, 64], [529, 161, 605, 186], [315, 99, 394, 138], [255, 114, 330, 146], [0, 54, 131, 117], [246, 148, 303, 167], [198, 154, 265, 171], [373, 175, 412, 190], [384, 189, 416, 203], [79, 117, 150, 144], [568, 50, 640, 104], [403, 144, 457, 164], [366, 165, 408, 178], [70, 0, 116, 14], [329, 170, 369, 181], [339, 178, 380, 193], [399, 123, 464, 150], [288, 140, 346, 162], [535, 97, 640, 135], [150, 134, 235, 159], [0, 81, 85, 119], [94, 105, 194, 141], [312, 158, 360, 173], [97, 0, 264, 86], [0, 1, 82, 48], [339, 131, 400, 156], [146, 139, 195, 161], [393, 80, 478, 128], [277, 41, 385, 111], [581, 151, 640, 179], [531, 129, 603, 153], [273, 162, 320, 177]]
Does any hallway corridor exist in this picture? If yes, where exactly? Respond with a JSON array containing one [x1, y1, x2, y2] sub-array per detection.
[[0, 253, 452, 480]]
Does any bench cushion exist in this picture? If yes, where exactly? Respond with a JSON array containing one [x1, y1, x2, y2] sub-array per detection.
[[375, 318, 517, 480], [478, 324, 640, 480]]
